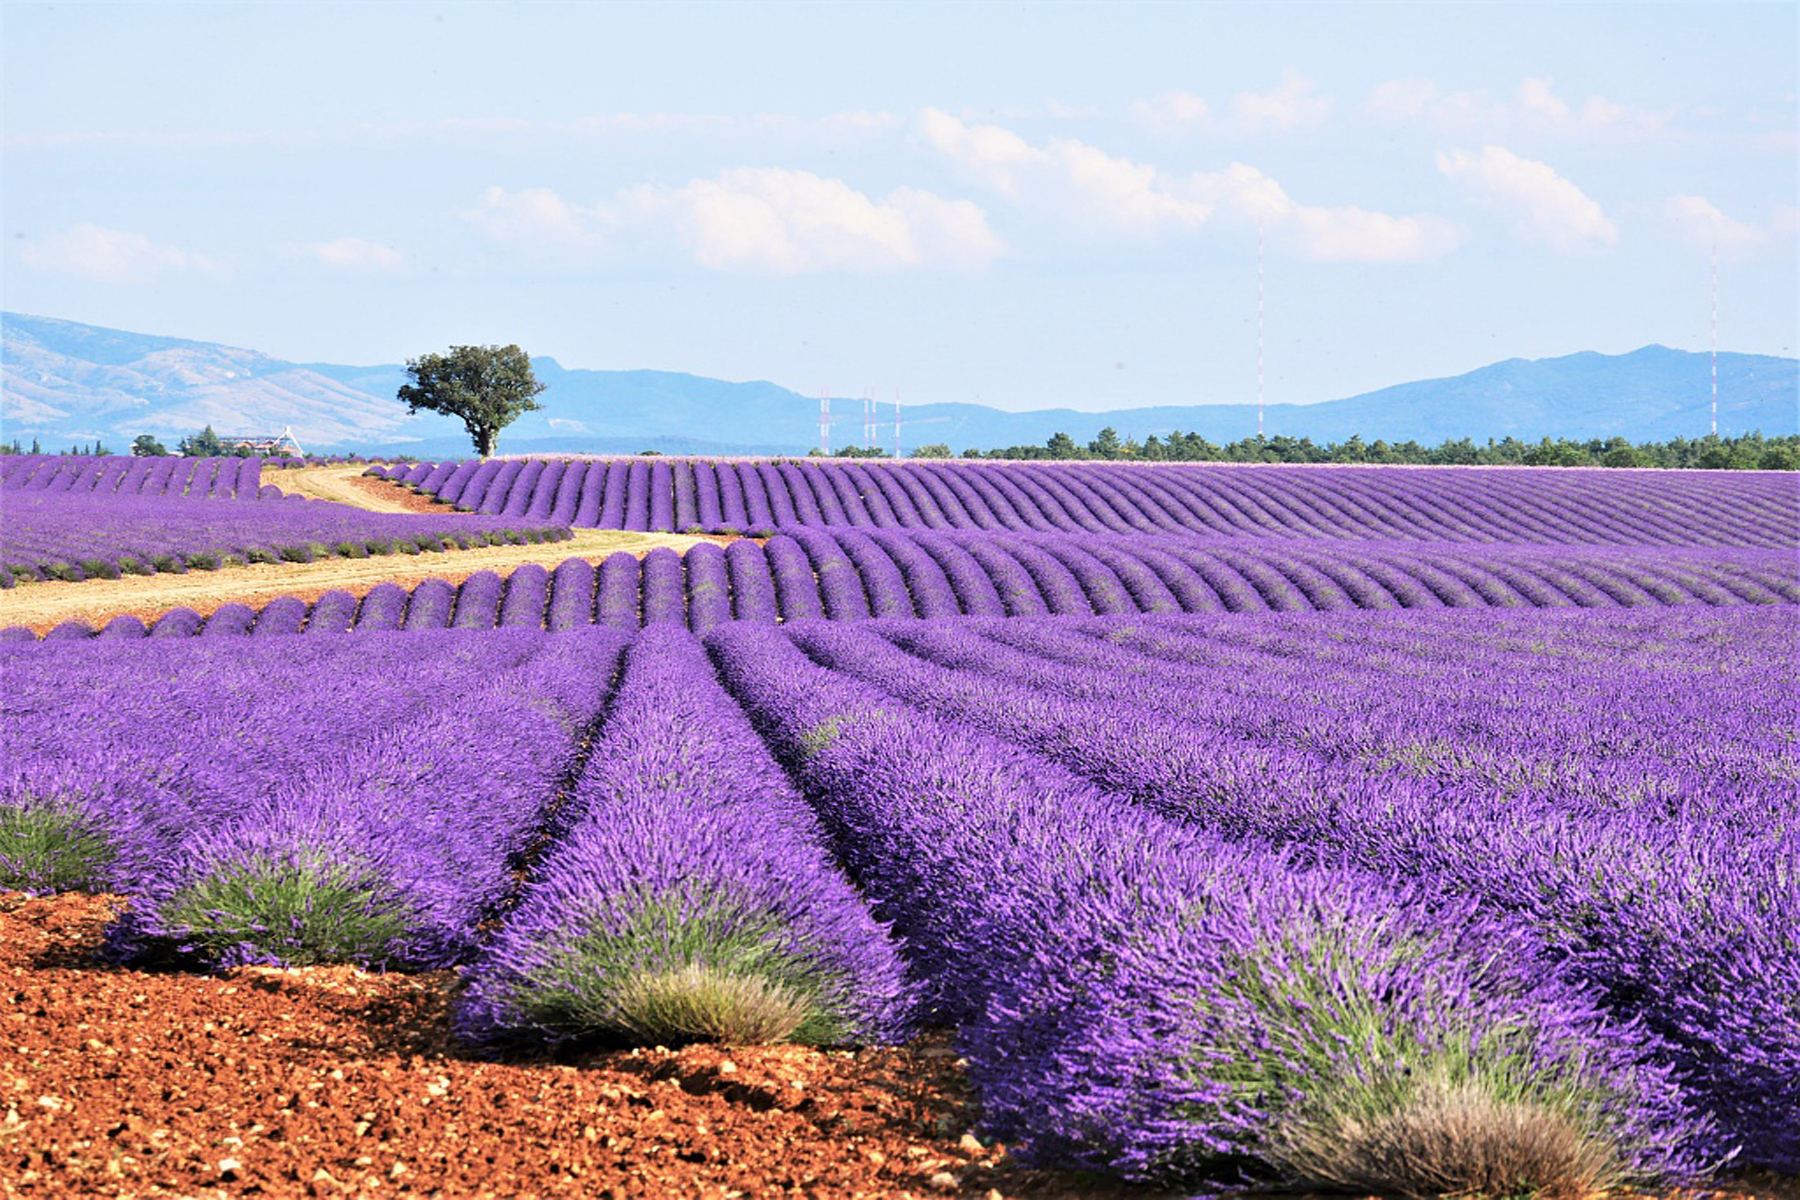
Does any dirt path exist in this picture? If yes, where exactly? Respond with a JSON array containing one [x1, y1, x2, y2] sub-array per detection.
[[269, 464, 442, 513], [0, 468, 713, 635]]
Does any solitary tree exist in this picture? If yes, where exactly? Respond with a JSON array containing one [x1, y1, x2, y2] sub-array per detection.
[[131, 434, 170, 457], [398, 344, 546, 458]]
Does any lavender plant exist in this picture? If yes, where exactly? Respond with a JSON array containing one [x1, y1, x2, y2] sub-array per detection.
[[705, 619, 1710, 1187], [458, 629, 912, 1049]]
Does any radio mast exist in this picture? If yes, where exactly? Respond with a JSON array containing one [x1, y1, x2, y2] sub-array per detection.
[[1257, 217, 1266, 440], [1710, 241, 1719, 437]]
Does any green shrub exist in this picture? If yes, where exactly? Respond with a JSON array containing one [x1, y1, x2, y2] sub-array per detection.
[[185, 552, 221, 571], [78, 558, 121, 580], [0, 804, 116, 893], [502, 902, 860, 1047], [245, 547, 279, 565], [159, 852, 421, 968]]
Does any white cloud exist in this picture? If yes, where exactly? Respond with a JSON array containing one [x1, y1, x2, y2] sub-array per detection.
[[1663, 194, 1793, 258], [1438, 146, 1617, 252], [917, 107, 1050, 196], [1227, 70, 1333, 134], [468, 171, 1000, 275], [465, 186, 613, 264], [18, 223, 229, 284], [1185, 163, 1462, 262], [1130, 73, 1332, 136], [285, 236, 406, 274], [920, 110, 1458, 263], [1131, 89, 1212, 127], [922, 108, 1209, 232], [546, 417, 590, 433], [626, 168, 1001, 273], [1367, 76, 1672, 140]]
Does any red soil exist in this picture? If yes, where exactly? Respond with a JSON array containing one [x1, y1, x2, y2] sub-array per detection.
[[5, 897, 1797, 1200], [0, 892, 1153, 1200]]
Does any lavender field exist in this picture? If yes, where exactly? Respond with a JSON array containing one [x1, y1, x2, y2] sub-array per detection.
[[2, 452, 272, 498], [0, 488, 574, 585], [2, 454, 1796, 1193], [372, 456, 1800, 546]]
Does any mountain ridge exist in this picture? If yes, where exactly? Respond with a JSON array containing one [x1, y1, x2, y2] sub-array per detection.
[[5, 312, 1795, 456]]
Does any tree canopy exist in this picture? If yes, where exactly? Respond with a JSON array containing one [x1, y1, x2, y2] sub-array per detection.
[[178, 426, 225, 457], [398, 344, 546, 458], [954, 428, 1798, 470]]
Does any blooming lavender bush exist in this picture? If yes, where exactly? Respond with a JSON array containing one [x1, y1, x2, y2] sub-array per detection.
[[0, 489, 571, 584], [458, 625, 911, 1050], [2, 629, 627, 968], [705, 618, 1710, 1188], [392, 457, 1797, 545]]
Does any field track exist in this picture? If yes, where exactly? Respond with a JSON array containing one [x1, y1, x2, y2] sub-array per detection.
[[0, 467, 712, 635], [269, 464, 449, 513]]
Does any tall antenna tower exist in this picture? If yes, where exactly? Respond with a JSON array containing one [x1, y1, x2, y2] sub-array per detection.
[[893, 392, 902, 459], [864, 392, 878, 449], [819, 391, 832, 456], [1257, 217, 1266, 440], [1710, 241, 1719, 437]]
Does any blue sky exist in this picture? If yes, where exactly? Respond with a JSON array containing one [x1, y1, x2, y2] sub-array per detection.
[[4, 1, 1794, 417]]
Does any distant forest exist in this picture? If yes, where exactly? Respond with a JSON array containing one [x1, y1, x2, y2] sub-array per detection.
[[6, 428, 1798, 471], [878, 429, 1800, 470]]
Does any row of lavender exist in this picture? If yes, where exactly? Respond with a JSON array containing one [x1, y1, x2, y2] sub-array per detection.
[[702, 606, 1797, 1179], [371, 455, 1800, 546], [4, 608, 1792, 1186], [1, 453, 271, 499], [0, 489, 573, 586], [12, 531, 1793, 640], [0, 624, 910, 1038]]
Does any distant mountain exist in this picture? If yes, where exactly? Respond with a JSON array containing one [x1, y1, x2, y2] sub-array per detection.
[[4, 312, 1794, 456]]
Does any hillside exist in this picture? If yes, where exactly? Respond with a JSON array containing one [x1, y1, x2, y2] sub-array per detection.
[[4, 312, 1794, 455]]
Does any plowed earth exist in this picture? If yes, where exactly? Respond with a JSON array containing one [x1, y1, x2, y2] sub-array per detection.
[[0, 469, 713, 637], [2, 892, 1156, 1200]]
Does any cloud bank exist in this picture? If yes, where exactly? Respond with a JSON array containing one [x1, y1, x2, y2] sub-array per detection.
[[1438, 146, 1618, 252], [19, 224, 230, 285], [920, 109, 1461, 263]]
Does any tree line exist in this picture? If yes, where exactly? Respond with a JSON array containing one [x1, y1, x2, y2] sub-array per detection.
[[930, 428, 1800, 470], [0, 428, 281, 459]]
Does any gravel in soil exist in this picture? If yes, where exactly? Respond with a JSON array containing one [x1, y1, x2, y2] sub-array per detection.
[[4, 894, 1796, 1200], [2, 892, 1171, 1200]]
